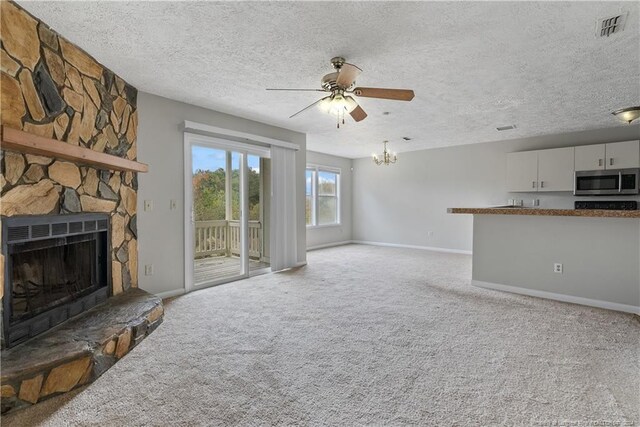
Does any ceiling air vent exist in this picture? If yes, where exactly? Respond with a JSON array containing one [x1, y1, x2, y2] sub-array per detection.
[[596, 12, 627, 37], [496, 125, 516, 131]]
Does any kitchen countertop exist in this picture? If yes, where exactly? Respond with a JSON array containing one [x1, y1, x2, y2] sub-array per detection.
[[447, 207, 640, 218]]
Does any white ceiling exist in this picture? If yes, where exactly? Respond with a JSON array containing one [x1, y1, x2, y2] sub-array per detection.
[[19, 1, 640, 158]]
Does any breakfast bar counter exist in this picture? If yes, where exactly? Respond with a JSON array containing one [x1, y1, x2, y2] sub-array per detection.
[[448, 207, 640, 218], [448, 206, 640, 314]]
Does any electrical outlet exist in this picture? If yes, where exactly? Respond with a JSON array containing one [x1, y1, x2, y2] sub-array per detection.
[[428, 231, 434, 237], [553, 263, 563, 274], [144, 200, 153, 212], [145, 264, 154, 276]]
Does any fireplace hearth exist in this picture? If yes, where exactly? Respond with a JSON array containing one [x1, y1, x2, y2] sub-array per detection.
[[1, 213, 110, 348]]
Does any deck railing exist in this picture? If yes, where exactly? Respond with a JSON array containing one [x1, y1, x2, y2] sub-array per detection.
[[194, 220, 262, 259]]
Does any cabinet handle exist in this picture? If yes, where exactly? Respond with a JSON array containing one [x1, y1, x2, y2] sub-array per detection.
[[540, 181, 544, 188], [610, 158, 614, 166], [598, 158, 603, 167], [532, 181, 536, 189]]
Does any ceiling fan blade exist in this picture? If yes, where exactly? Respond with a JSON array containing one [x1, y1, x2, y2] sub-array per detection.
[[350, 104, 368, 122], [336, 63, 362, 88], [289, 96, 330, 118], [352, 87, 415, 101], [267, 88, 326, 92]]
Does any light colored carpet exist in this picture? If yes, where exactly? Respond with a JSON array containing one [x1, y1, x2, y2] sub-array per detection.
[[3, 244, 639, 426]]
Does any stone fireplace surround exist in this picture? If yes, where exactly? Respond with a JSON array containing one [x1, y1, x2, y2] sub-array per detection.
[[1, 0, 163, 414]]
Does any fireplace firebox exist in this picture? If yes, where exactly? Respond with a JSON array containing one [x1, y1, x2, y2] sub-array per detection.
[[1, 213, 110, 348]]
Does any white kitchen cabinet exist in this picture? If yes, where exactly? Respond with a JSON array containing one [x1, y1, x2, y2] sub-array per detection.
[[537, 147, 575, 192], [606, 140, 640, 169], [508, 141, 639, 193], [506, 151, 538, 192], [575, 144, 605, 171], [575, 140, 639, 171]]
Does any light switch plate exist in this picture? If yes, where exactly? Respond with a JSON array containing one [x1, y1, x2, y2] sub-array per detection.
[[144, 200, 153, 211]]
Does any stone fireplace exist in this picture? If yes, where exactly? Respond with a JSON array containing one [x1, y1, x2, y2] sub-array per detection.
[[0, 0, 163, 414], [2, 213, 110, 348], [1, 0, 139, 294]]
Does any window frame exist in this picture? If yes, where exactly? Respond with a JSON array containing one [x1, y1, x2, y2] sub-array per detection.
[[305, 164, 341, 228]]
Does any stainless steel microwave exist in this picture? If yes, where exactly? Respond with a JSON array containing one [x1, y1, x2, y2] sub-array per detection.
[[574, 168, 640, 196]]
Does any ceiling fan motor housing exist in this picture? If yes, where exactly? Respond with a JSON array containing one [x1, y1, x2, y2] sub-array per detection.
[[323, 57, 355, 91], [322, 72, 341, 91]]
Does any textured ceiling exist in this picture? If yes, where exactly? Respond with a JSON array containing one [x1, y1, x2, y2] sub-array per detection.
[[19, 1, 640, 158]]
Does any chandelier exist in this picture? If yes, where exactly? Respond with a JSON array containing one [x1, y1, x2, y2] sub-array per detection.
[[372, 141, 397, 166]]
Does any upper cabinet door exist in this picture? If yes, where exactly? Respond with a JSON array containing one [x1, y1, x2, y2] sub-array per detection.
[[575, 144, 605, 171], [537, 147, 575, 192], [606, 140, 640, 169], [506, 151, 538, 192]]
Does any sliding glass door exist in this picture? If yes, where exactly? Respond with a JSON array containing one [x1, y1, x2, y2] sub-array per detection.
[[186, 138, 270, 290]]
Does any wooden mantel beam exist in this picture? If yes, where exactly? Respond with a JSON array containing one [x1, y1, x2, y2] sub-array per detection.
[[1, 126, 148, 173]]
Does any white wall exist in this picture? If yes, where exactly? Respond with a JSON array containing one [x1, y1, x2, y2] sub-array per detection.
[[352, 125, 640, 252], [306, 151, 353, 249], [137, 92, 306, 297]]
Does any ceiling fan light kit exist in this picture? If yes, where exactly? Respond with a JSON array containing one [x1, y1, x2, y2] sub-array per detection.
[[267, 57, 415, 128], [612, 106, 640, 124]]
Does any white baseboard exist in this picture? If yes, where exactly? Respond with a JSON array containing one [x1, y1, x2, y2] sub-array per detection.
[[472, 280, 640, 314], [306, 240, 353, 251], [154, 288, 186, 300], [351, 240, 472, 255]]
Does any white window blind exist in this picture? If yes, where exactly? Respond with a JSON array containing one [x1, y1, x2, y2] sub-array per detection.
[[270, 146, 298, 271]]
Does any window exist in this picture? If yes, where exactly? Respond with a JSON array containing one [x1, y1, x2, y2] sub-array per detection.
[[305, 166, 340, 226]]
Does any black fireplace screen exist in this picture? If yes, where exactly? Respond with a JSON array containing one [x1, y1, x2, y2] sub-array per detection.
[[10, 237, 96, 323], [2, 213, 110, 348]]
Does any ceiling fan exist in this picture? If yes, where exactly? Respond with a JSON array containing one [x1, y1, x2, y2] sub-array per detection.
[[267, 57, 415, 128]]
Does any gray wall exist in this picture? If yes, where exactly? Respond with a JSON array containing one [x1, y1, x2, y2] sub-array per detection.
[[306, 151, 353, 249], [352, 125, 640, 252], [472, 214, 640, 309], [137, 92, 306, 297]]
